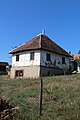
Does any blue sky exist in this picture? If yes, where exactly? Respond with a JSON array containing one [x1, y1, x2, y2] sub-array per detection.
[[0, 0, 80, 64]]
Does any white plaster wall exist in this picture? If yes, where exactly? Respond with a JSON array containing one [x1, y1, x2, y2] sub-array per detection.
[[12, 49, 70, 69], [12, 50, 40, 67], [40, 50, 69, 69], [77, 67, 80, 73]]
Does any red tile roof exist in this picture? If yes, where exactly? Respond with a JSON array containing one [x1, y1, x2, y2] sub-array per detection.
[[9, 34, 71, 57], [73, 54, 80, 60], [0, 62, 8, 66]]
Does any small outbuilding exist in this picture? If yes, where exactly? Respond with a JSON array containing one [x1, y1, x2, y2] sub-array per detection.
[[0, 62, 8, 75]]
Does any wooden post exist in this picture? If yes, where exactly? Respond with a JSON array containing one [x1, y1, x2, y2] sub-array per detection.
[[40, 78, 43, 116], [0, 84, 1, 98]]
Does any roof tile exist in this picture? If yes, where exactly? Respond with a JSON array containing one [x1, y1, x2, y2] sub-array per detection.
[[9, 34, 71, 57]]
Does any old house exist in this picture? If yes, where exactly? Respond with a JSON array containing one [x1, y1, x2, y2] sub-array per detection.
[[9, 33, 71, 79]]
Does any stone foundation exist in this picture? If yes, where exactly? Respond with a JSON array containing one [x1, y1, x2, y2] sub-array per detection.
[[40, 66, 64, 77], [11, 66, 40, 79], [10, 65, 66, 79]]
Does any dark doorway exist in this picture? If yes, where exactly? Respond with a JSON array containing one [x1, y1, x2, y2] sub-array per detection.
[[15, 70, 23, 77]]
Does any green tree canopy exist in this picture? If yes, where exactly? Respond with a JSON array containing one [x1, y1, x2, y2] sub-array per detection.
[[78, 50, 80, 54]]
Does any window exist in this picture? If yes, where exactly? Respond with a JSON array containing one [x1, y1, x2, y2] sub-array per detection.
[[16, 55, 19, 61], [15, 70, 23, 77], [46, 53, 51, 61], [30, 52, 34, 60], [62, 57, 65, 64]]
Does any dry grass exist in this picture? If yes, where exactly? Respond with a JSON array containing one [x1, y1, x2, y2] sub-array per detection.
[[0, 74, 80, 120]]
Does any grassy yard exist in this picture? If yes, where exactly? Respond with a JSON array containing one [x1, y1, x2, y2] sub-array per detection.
[[0, 74, 80, 120]]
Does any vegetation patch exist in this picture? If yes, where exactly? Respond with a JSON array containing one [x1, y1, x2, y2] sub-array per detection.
[[0, 74, 80, 120]]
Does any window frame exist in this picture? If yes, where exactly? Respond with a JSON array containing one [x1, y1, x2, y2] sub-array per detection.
[[30, 52, 34, 60], [46, 53, 51, 61], [62, 57, 65, 64], [16, 55, 19, 62]]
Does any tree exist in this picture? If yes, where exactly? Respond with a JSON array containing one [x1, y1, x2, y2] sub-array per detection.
[[78, 50, 80, 54]]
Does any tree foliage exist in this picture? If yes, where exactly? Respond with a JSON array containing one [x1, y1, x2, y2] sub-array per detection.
[[78, 50, 80, 54]]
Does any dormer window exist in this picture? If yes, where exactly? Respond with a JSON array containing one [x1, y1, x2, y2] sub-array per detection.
[[16, 55, 19, 61], [30, 52, 34, 60]]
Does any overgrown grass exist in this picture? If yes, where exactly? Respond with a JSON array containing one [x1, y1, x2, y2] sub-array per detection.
[[0, 74, 80, 120]]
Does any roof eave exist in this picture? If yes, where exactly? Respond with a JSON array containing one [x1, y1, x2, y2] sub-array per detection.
[[9, 48, 41, 54], [9, 48, 72, 57]]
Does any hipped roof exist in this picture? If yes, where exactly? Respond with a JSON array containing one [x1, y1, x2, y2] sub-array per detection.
[[9, 34, 71, 57]]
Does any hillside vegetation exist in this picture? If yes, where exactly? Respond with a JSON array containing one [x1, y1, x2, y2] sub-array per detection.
[[0, 74, 80, 120]]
